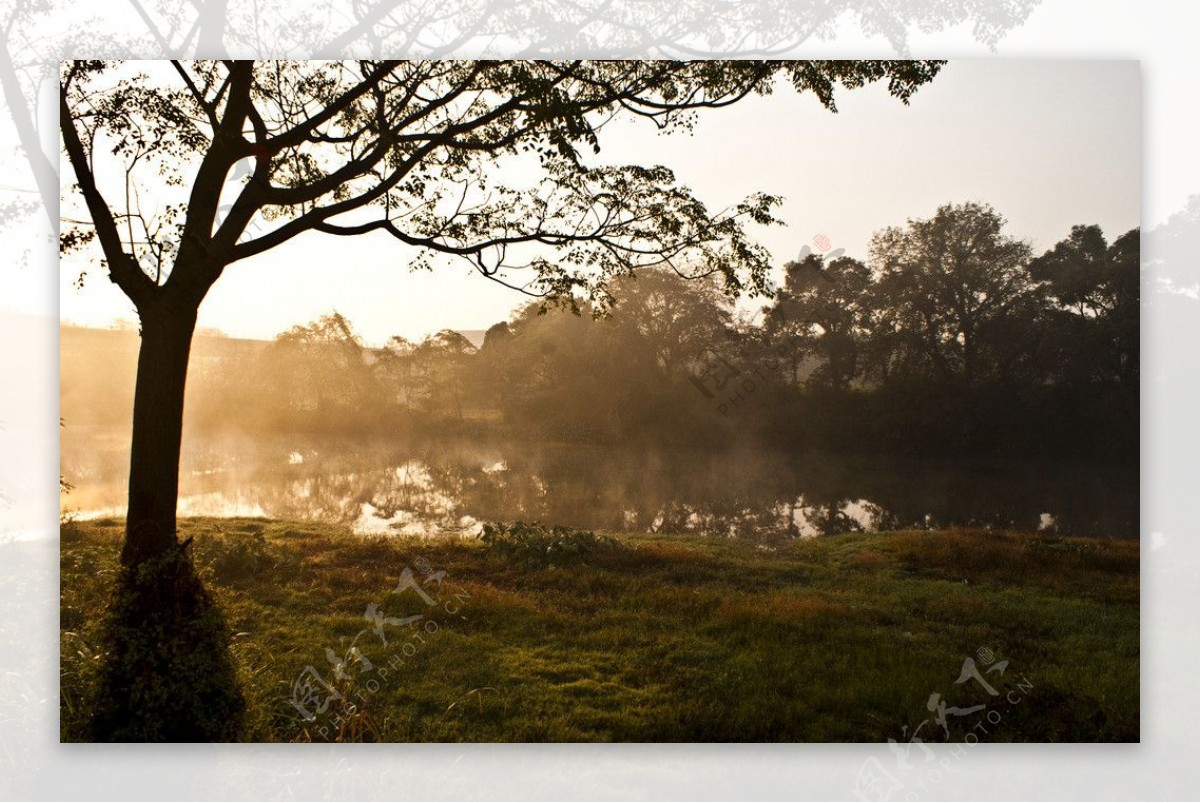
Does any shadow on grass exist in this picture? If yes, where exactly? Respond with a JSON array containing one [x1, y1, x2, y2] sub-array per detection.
[[86, 542, 245, 742]]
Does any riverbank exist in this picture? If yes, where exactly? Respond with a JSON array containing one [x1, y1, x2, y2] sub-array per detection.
[[60, 517, 1139, 742]]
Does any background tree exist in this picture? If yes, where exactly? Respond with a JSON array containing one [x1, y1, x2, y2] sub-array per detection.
[[603, 269, 734, 381], [267, 311, 379, 430], [1021, 224, 1139, 460], [409, 329, 477, 421], [868, 201, 1037, 387], [488, 299, 626, 440], [1028, 224, 1139, 388], [374, 334, 419, 414], [766, 252, 874, 390], [488, 270, 736, 442]]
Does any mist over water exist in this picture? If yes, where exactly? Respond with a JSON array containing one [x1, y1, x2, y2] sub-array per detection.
[[61, 428, 1138, 540], [60, 212, 1140, 543], [60, 252, 1140, 543]]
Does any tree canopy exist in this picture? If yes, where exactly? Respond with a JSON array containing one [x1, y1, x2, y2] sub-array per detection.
[[866, 202, 1038, 385], [60, 60, 944, 316]]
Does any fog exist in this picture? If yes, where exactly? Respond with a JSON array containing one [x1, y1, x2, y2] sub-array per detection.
[[61, 216, 1140, 539]]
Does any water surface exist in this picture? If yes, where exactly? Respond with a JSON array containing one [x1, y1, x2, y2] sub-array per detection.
[[61, 428, 1138, 539]]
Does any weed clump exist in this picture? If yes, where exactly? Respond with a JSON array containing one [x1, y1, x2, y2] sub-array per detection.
[[193, 528, 270, 583], [479, 521, 623, 568]]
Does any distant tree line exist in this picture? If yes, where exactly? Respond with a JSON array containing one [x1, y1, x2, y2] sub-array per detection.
[[61, 202, 1138, 463], [751, 202, 1138, 460]]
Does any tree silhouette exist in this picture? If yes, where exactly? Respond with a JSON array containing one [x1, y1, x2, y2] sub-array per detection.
[[1028, 224, 1139, 387], [868, 201, 1037, 386], [3, 0, 1041, 235], [767, 252, 875, 390], [269, 311, 378, 426]]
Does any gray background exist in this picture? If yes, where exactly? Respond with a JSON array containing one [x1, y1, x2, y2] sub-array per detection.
[[0, 0, 1195, 799]]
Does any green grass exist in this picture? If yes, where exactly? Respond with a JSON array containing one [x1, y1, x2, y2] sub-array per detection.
[[60, 517, 1139, 742]]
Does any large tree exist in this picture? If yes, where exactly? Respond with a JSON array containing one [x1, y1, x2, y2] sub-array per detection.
[[867, 201, 1038, 386], [766, 251, 875, 390], [1027, 223, 1140, 387], [60, 59, 943, 572]]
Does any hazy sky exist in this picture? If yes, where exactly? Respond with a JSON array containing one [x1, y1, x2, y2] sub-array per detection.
[[59, 59, 1139, 346]]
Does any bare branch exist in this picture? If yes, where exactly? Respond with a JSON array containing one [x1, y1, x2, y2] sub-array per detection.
[[59, 85, 157, 309]]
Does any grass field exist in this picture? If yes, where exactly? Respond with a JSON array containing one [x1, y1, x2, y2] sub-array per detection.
[[60, 517, 1139, 742]]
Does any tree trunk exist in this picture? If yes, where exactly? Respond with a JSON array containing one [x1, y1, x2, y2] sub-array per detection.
[[92, 290, 246, 741], [122, 300, 199, 568]]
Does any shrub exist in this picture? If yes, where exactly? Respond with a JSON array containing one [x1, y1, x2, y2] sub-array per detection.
[[60, 509, 85, 543], [478, 521, 622, 568], [194, 529, 270, 584], [87, 545, 246, 741]]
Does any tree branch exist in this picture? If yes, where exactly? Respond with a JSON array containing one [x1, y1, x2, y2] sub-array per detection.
[[60, 86, 157, 309]]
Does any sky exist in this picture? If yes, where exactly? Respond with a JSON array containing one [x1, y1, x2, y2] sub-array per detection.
[[58, 59, 1140, 346]]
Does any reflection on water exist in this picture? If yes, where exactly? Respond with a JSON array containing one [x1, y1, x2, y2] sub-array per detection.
[[61, 429, 1138, 540]]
